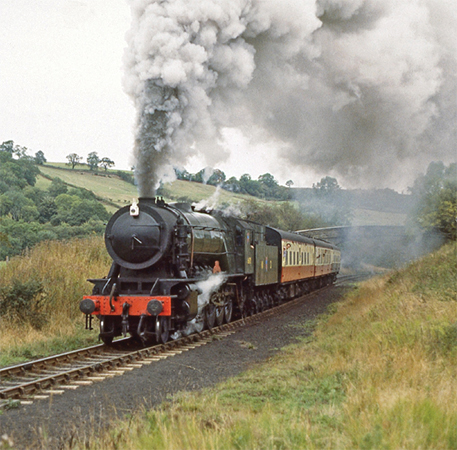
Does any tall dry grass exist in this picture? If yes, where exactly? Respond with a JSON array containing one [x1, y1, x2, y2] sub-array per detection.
[[0, 236, 111, 365], [317, 242, 457, 448], [66, 242, 456, 450]]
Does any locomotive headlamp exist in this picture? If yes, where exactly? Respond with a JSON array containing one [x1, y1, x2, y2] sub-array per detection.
[[130, 200, 139, 217], [147, 299, 163, 316], [80, 299, 96, 314]]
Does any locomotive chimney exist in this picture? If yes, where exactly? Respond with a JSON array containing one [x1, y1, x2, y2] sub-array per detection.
[[138, 197, 156, 206]]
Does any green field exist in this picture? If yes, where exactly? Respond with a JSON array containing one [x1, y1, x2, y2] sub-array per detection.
[[38, 164, 407, 226], [39, 164, 279, 211], [39, 165, 137, 207]]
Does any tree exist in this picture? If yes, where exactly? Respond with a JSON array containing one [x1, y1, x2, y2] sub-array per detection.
[[0, 140, 14, 154], [224, 176, 241, 193], [0, 190, 37, 221], [34, 151, 46, 165], [238, 200, 327, 231], [286, 180, 294, 188], [239, 173, 263, 197], [409, 162, 457, 240], [0, 145, 39, 188], [313, 176, 340, 194], [66, 153, 82, 169], [37, 196, 58, 223], [100, 157, 115, 172], [207, 169, 226, 186], [48, 178, 68, 197], [258, 173, 278, 189], [87, 152, 100, 171], [0, 141, 29, 159], [190, 169, 204, 183], [174, 168, 191, 181]]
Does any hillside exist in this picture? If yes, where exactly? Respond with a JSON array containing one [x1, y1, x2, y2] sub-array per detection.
[[38, 164, 274, 213], [39, 164, 408, 225], [293, 187, 412, 226]]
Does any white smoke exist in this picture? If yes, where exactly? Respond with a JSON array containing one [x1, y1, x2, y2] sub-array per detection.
[[172, 272, 226, 338], [124, 0, 456, 194], [193, 185, 222, 211]]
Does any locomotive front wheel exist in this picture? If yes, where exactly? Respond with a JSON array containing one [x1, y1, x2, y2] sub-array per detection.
[[155, 317, 170, 344], [205, 303, 216, 329], [100, 316, 114, 345]]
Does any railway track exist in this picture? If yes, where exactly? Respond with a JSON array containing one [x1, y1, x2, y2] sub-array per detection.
[[0, 285, 335, 409], [335, 272, 379, 286]]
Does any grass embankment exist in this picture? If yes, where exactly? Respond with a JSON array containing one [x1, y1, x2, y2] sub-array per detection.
[[76, 242, 456, 450], [0, 237, 110, 367], [39, 164, 269, 210]]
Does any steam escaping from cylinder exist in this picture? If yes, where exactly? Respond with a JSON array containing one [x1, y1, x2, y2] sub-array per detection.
[[124, 0, 456, 193], [171, 272, 226, 339]]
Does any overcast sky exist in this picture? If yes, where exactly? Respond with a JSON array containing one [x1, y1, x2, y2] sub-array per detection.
[[0, 0, 308, 186], [1, 2, 133, 164], [1, 1, 455, 192]]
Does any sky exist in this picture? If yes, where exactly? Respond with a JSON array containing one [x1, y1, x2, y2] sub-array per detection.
[[0, 1, 134, 169], [1, 1, 455, 192], [0, 0, 313, 187]]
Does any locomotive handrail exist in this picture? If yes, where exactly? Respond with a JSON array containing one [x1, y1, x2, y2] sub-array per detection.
[[191, 251, 229, 256], [189, 226, 226, 232]]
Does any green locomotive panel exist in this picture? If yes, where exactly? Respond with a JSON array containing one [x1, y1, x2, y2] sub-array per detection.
[[255, 243, 279, 286], [244, 228, 255, 274]]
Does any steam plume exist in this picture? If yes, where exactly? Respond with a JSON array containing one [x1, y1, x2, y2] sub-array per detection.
[[124, 0, 456, 194]]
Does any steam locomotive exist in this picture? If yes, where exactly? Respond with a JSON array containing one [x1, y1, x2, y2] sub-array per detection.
[[80, 197, 341, 344]]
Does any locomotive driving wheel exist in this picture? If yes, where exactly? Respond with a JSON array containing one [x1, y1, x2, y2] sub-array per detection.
[[214, 291, 225, 326], [205, 302, 216, 329], [224, 297, 233, 323], [215, 304, 225, 326]]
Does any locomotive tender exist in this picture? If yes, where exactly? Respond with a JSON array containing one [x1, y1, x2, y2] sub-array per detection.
[[80, 197, 341, 344]]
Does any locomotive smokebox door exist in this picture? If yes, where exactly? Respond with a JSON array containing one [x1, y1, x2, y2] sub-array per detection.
[[104, 200, 176, 270]]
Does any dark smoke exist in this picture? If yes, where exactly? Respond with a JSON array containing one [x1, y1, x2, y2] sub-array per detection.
[[124, 0, 456, 195]]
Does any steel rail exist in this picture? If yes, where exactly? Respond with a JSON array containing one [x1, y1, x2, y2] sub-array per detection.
[[0, 284, 336, 404]]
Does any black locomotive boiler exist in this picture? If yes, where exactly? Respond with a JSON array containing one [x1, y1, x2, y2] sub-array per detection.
[[80, 197, 341, 344]]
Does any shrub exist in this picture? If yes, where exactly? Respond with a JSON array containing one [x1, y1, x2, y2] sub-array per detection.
[[0, 276, 46, 329]]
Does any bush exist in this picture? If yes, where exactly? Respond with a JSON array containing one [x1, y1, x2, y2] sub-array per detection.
[[117, 170, 135, 185], [0, 276, 46, 329], [409, 162, 457, 240]]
